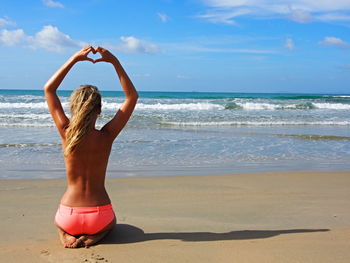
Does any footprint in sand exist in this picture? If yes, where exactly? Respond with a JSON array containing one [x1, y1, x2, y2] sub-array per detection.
[[83, 252, 109, 262], [40, 249, 50, 256]]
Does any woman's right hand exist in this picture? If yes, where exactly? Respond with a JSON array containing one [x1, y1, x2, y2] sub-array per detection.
[[94, 47, 118, 64], [71, 45, 95, 63]]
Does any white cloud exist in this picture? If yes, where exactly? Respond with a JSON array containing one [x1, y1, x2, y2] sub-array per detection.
[[318, 36, 349, 49], [196, 8, 249, 24], [164, 42, 275, 54], [202, 0, 350, 11], [198, 0, 350, 24], [0, 25, 84, 53], [284, 38, 295, 50], [29, 25, 83, 52], [315, 13, 350, 22], [157, 13, 170, 23], [289, 9, 312, 23], [0, 17, 16, 28], [42, 0, 64, 8], [0, 29, 26, 46], [0, 26, 159, 55], [115, 36, 160, 54]]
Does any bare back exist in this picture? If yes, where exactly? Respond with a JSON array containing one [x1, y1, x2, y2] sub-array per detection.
[[60, 129, 113, 207]]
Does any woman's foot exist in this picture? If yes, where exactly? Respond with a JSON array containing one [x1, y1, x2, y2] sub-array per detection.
[[78, 230, 109, 247], [78, 218, 116, 247], [57, 228, 83, 248]]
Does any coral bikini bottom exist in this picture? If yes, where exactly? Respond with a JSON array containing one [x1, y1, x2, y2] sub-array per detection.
[[55, 203, 115, 236]]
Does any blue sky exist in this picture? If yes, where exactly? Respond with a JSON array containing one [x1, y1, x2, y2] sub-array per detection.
[[1, 0, 350, 93]]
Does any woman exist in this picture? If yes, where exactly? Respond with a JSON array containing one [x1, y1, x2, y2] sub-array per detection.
[[44, 46, 138, 248]]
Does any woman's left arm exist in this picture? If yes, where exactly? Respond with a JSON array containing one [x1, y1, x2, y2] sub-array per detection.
[[44, 46, 94, 138]]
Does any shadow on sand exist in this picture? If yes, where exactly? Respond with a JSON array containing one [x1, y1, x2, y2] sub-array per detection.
[[101, 224, 329, 244]]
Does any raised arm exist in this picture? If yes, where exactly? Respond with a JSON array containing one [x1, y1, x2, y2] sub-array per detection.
[[44, 46, 95, 138], [95, 47, 139, 140]]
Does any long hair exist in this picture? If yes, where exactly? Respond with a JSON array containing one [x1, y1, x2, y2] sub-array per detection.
[[64, 85, 101, 156]]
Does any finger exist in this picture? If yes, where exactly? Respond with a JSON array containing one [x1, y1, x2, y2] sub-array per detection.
[[96, 46, 105, 54], [80, 48, 90, 57], [94, 58, 105, 63], [86, 57, 94, 63], [86, 46, 94, 53]]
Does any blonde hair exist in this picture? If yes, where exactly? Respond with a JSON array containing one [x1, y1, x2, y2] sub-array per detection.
[[64, 85, 101, 156]]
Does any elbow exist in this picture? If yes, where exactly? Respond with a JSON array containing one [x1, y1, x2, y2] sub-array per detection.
[[43, 83, 51, 93], [134, 93, 139, 103], [43, 85, 49, 93], [126, 93, 138, 105], [128, 90, 139, 101], [43, 83, 56, 94]]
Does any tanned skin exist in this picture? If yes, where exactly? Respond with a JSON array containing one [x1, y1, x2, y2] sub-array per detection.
[[44, 46, 138, 248]]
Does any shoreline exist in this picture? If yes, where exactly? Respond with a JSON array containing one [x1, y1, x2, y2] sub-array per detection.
[[3, 166, 350, 180], [1, 170, 350, 262]]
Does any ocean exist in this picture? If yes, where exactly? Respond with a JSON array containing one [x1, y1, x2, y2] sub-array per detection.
[[0, 89, 349, 179]]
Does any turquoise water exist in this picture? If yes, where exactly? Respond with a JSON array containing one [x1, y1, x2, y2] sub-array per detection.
[[0, 89, 350, 179]]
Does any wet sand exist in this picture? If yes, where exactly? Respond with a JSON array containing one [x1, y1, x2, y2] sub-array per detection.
[[0, 171, 349, 262]]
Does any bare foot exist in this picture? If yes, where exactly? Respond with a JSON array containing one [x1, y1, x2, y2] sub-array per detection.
[[78, 218, 116, 247], [78, 230, 109, 247], [57, 228, 81, 248]]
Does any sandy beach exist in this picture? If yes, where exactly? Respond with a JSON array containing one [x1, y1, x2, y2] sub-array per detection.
[[1, 170, 350, 262]]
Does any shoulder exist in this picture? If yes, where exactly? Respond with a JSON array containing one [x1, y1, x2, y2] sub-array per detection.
[[92, 129, 115, 145]]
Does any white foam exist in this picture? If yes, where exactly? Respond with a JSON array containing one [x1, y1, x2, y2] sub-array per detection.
[[234, 102, 350, 111], [0, 101, 224, 111], [101, 102, 224, 111], [0, 122, 54, 127], [138, 102, 224, 111], [0, 113, 52, 119], [313, 103, 350, 110], [0, 102, 70, 109], [0, 102, 47, 109], [1, 101, 349, 112], [236, 102, 279, 110], [236, 102, 306, 110]]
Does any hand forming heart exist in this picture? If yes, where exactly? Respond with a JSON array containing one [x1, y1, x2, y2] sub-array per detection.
[[75, 46, 117, 64], [87, 48, 103, 63]]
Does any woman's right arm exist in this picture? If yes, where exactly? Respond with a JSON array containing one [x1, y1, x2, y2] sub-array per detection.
[[96, 47, 139, 140]]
